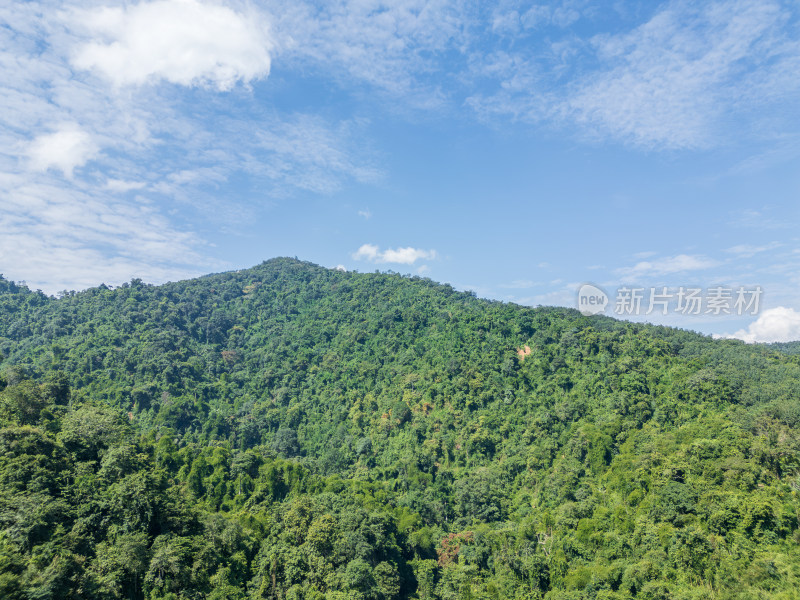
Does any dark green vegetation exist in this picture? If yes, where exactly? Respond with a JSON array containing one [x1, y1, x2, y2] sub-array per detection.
[[1, 257, 800, 599], [771, 341, 800, 356]]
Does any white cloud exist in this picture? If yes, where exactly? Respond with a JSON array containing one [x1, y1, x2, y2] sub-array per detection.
[[382, 247, 437, 264], [567, 1, 791, 148], [468, 1, 800, 150], [60, 0, 800, 157], [617, 254, 719, 279], [267, 0, 471, 106], [729, 208, 792, 230], [0, 1, 381, 293], [71, 0, 273, 90], [512, 281, 581, 308], [490, 3, 582, 36], [720, 307, 800, 343], [251, 115, 382, 195], [358, 209, 371, 219], [725, 242, 781, 257], [4, 0, 800, 296], [352, 244, 379, 261], [0, 172, 217, 294], [352, 244, 437, 265], [27, 124, 99, 177], [105, 178, 147, 193]]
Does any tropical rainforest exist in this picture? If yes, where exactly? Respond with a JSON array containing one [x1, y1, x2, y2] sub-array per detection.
[[0, 257, 799, 600]]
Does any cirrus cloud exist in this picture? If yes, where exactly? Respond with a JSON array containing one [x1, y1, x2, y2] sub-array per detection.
[[468, 0, 800, 150], [616, 254, 720, 279]]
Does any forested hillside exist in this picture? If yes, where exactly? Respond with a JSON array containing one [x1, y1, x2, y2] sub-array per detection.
[[1, 257, 799, 599]]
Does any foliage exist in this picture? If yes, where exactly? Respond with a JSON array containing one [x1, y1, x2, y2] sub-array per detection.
[[1, 259, 800, 598]]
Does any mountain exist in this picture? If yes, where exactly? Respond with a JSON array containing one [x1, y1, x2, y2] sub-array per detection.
[[771, 341, 800, 356], [1, 257, 799, 599]]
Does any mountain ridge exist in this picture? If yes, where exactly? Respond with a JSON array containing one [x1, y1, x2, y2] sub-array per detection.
[[1, 257, 799, 599]]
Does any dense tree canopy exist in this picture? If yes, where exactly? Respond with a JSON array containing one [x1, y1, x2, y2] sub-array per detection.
[[1, 258, 799, 598]]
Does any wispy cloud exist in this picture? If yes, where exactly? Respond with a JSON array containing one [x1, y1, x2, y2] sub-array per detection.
[[729, 208, 794, 230], [490, 1, 584, 35], [0, 0, 381, 291], [616, 254, 719, 279], [0, 171, 214, 293], [467, 0, 800, 149], [104, 179, 147, 193], [567, 1, 790, 148], [250, 114, 382, 195], [352, 244, 437, 265], [725, 242, 782, 257], [3, 0, 800, 295], [268, 0, 472, 106]]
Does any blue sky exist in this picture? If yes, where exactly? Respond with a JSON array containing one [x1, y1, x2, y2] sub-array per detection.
[[2, 0, 800, 341]]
